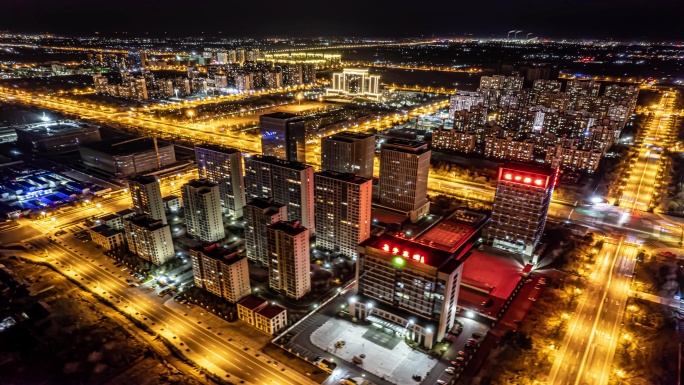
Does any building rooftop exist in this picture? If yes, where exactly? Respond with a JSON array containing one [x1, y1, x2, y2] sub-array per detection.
[[162, 195, 179, 202], [184, 179, 218, 190], [315, 170, 371, 185], [361, 210, 488, 273], [192, 243, 245, 266], [257, 303, 286, 319], [237, 295, 267, 311], [194, 144, 241, 155], [124, 214, 167, 231], [246, 155, 310, 171], [15, 121, 98, 138], [415, 210, 489, 253], [381, 138, 429, 153], [80, 137, 171, 156], [90, 224, 123, 238], [116, 208, 136, 217], [268, 220, 308, 236], [246, 197, 285, 211], [501, 162, 556, 177], [325, 132, 375, 142], [128, 175, 158, 185], [99, 213, 119, 222]]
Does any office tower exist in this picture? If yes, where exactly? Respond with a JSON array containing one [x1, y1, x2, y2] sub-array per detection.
[[378, 139, 431, 221], [244, 155, 315, 233], [128, 175, 167, 224], [195, 145, 245, 218], [123, 214, 175, 266], [314, 171, 372, 259], [487, 163, 557, 258], [350, 210, 488, 348], [266, 221, 311, 300], [182, 179, 225, 242], [327, 68, 381, 99], [244, 198, 287, 266], [321, 132, 375, 179], [259, 112, 306, 163], [190, 243, 251, 303]]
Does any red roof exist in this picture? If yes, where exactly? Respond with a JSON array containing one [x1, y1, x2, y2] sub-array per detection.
[[256, 304, 286, 319], [237, 295, 267, 311]]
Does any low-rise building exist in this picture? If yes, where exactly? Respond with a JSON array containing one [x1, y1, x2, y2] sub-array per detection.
[[89, 224, 125, 250], [236, 295, 288, 335]]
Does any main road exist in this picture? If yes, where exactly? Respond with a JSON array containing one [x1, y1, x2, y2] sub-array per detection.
[[619, 91, 677, 211], [546, 237, 638, 385]]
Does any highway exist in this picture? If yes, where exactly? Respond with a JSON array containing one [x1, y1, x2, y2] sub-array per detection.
[[546, 238, 638, 385], [619, 91, 677, 211]]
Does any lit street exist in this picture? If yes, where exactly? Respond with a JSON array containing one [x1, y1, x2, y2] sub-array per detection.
[[547, 238, 638, 385]]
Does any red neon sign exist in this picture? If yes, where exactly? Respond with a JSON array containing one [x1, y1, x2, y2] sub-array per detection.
[[500, 169, 549, 188], [382, 244, 425, 264]]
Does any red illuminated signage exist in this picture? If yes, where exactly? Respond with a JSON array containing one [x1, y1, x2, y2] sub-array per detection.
[[499, 169, 549, 188], [382, 243, 425, 264]]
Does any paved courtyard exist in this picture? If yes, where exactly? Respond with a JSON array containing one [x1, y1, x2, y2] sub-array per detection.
[[310, 318, 438, 385]]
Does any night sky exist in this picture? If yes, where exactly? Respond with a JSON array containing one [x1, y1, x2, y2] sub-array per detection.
[[1, 0, 683, 40]]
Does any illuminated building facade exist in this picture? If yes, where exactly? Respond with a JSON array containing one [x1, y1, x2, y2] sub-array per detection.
[[487, 164, 557, 258], [190, 243, 251, 303], [320, 132, 376, 179], [378, 139, 431, 221], [484, 136, 535, 162], [266, 221, 311, 300], [244, 198, 287, 266], [123, 214, 175, 266], [181, 179, 225, 243], [128, 175, 167, 224], [327, 68, 381, 100], [244, 155, 315, 233], [314, 171, 372, 259], [195, 145, 245, 218], [350, 210, 488, 348], [259, 112, 306, 163]]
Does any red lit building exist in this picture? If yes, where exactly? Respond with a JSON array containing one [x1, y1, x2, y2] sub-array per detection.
[[487, 163, 558, 258], [349, 210, 488, 348]]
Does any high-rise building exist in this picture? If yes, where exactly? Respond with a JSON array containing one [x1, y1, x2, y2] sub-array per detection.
[[123, 214, 175, 266], [244, 155, 315, 233], [190, 243, 251, 303], [327, 68, 381, 99], [259, 112, 306, 163], [378, 139, 431, 221], [181, 179, 225, 242], [128, 175, 167, 224], [244, 198, 287, 266], [266, 221, 311, 300], [195, 145, 245, 218], [350, 210, 488, 348], [314, 171, 372, 259], [487, 163, 558, 258], [321, 132, 375, 179]]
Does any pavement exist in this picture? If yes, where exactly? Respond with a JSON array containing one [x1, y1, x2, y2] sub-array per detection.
[[310, 319, 437, 385]]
